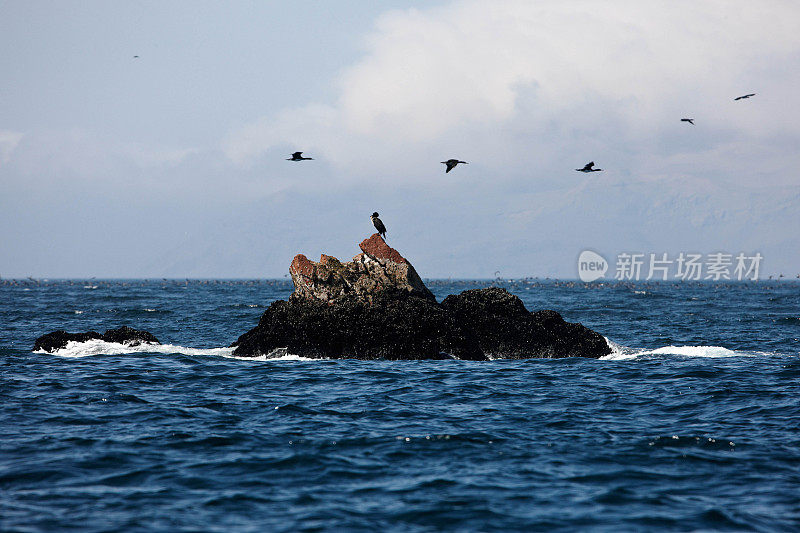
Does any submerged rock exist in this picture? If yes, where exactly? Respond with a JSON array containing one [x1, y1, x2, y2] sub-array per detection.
[[34, 326, 159, 353], [233, 237, 611, 360]]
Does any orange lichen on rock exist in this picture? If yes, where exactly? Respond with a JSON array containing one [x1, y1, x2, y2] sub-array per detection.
[[287, 234, 434, 304]]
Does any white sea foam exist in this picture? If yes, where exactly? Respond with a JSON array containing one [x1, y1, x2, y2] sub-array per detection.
[[36, 339, 312, 361], [601, 338, 749, 360], [648, 346, 741, 357], [221, 351, 315, 362], [34, 337, 758, 362], [36, 339, 235, 358]]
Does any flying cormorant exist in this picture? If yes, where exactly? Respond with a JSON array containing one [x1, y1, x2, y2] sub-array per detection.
[[576, 161, 603, 173], [441, 159, 468, 173], [371, 212, 387, 239], [287, 151, 313, 161], [734, 93, 756, 100], [681, 118, 695, 125]]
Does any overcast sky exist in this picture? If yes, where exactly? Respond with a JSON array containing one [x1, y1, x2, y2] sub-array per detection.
[[1, 0, 798, 278]]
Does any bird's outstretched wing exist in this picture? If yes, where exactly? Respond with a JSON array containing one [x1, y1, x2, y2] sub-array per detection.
[[445, 161, 456, 173]]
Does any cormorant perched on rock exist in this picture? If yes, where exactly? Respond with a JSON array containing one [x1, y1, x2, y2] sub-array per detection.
[[441, 159, 468, 173], [576, 161, 602, 173], [681, 118, 695, 125], [287, 151, 313, 161], [371, 212, 387, 239], [734, 93, 756, 100]]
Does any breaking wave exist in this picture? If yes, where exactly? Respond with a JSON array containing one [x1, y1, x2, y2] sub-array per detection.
[[34, 339, 312, 361], [601, 338, 757, 360], [36, 337, 764, 362]]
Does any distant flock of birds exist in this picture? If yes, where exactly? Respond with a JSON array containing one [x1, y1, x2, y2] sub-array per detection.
[[286, 92, 758, 239], [131, 52, 761, 246]]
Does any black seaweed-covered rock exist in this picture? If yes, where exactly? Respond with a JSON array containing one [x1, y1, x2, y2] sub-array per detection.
[[440, 287, 611, 359], [34, 326, 160, 353], [232, 287, 610, 360], [33, 330, 103, 353], [101, 326, 159, 347], [233, 290, 486, 360]]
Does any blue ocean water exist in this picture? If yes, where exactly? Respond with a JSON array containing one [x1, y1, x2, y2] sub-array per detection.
[[1, 279, 799, 531]]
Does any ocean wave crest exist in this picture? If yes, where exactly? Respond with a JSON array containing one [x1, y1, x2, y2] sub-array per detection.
[[35, 339, 236, 358], [34, 339, 313, 361], [602, 339, 751, 360], [34, 337, 765, 362]]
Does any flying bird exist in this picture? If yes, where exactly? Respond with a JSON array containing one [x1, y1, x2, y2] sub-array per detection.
[[441, 159, 468, 173], [576, 161, 603, 173], [734, 93, 756, 100], [681, 118, 695, 125], [133, 55, 139, 59], [370, 212, 387, 239], [286, 151, 313, 161]]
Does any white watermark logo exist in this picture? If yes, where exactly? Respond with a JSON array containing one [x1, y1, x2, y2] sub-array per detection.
[[577, 250, 609, 282], [577, 251, 763, 281]]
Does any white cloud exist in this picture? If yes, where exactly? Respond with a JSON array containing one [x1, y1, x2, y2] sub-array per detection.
[[5, 1, 799, 277], [118, 144, 199, 167], [224, 0, 800, 185], [0, 130, 24, 164], [8, 129, 198, 175], [223, 104, 338, 166]]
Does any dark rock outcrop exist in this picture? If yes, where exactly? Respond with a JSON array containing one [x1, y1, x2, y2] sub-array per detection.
[[233, 238, 611, 360], [234, 289, 485, 360], [440, 287, 610, 359], [34, 326, 159, 353]]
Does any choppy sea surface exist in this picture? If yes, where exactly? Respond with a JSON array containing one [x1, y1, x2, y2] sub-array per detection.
[[1, 279, 799, 532]]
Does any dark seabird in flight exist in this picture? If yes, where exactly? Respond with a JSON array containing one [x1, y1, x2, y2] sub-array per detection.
[[681, 118, 695, 125], [734, 93, 756, 100], [576, 161, 603, 173], [286, 151, 313, 161], [441, 159, 468, 173], [370, 212, 387, 239], [133, 55, 139, 59]]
